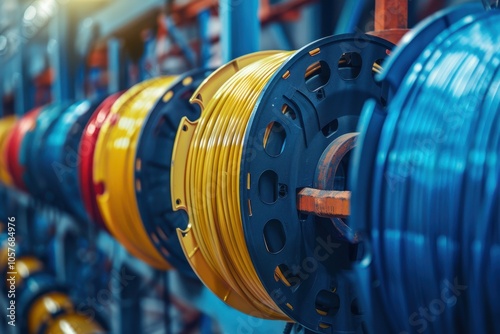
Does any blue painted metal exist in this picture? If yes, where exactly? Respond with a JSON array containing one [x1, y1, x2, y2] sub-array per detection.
[[164, 16, 197, 68], [13, 55, 27, 116], [107, 38, 128, 94], [12, 4, 30, 116], [220, 0, 260, 62], [268, 0, 294, 51], [198, 9, 212, 67], [334, 0, 367, 35], [270, 23, 294, 51], [49, 8, 76, 104], [140, 31, 156, 80]]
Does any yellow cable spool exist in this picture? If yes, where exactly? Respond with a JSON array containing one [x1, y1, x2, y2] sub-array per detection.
[[43, 313, 105, 334], [94, 77, 176, 270], [0, 233, 8, 273], [0, 116, 17, 186], [28, 291, 74, 334], [12, 256, 44, 287], [172, 51, 294, 319]]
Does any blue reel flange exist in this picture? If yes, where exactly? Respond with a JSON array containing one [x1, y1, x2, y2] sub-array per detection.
[[240, 34, 394, 333], [135, 68, 213, 278]]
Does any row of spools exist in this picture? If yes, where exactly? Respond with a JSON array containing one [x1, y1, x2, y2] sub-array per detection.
[[0, 3, 499, 334], [0, 71, 210, 274]]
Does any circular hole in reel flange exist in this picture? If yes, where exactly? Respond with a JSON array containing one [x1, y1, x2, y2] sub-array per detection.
[[258, 170, 279, 204], [263, 219, 286, 254], [315, 289, 340, 317], [278, 183, 288, 198], [305, 60, 331, 92], [350, 298, 362, 316], [338, 52, 362, 80], [274, 264, 302, 289], [372, 59, 384, 85], [263, 121, 287, 157], [282, 104, 297, 120], [321, 119, 339, 138]]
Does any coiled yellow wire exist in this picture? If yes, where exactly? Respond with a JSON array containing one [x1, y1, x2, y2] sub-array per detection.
[[28, 292, 74, 334], [0, 116, 17, 186], [94, 77, 176, 270], [44, 313, 105, 334], [178, 52, 293, 319]]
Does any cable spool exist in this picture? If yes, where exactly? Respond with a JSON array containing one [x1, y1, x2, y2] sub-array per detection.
[[172, 34, 393, 331], [5, 108, 42, 191], [42, 100, 104, 220], [350, 4, 485, 257], [135, 68, 213, 278], [21, 104, 71, 199], [0, 116, 17, 187], [27, 290, 108, 334], [28, 291, 74, 334], [2, 255, 65, 334], [79, 93, 123, 231], [94, 77, 177, 270], [350, 8, 500, 334], [4, 256, 44, 290], [43, 313, 106, 334], [172, 50, 289, 319], [0, 237, 106, 334]]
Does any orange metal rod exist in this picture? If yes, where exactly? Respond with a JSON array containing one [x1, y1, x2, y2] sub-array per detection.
[[297, 188, 351, 218], [375, 0, 408, 31], [369, 0, 409, 44]]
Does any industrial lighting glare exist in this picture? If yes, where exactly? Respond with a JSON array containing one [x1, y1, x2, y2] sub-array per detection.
[[0, 35, 7, 51], [23, 5, 37, 21], [35, 0, 57, 18]]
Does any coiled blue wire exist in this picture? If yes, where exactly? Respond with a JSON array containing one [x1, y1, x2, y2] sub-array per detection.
[[42, 100, 101, 221], [21, 103, 70, 200], [351, 7, 500, 334]]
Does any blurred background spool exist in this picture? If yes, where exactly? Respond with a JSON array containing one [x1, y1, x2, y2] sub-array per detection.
[[5, 108, 42, 191], [350, 6, 500, 334], [94, 77, 177, 270]]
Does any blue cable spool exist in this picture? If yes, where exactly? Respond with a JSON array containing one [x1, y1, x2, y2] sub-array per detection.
[[42, 100, 104, 221], [135, 68, 213, 278], [380, 2, 484, 98], [21, 103, 71, 202], [351, 6, 500, 334], [350, 4, 485, 248]]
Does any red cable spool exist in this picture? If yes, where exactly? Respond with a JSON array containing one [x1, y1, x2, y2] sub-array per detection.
[[5, 107, 43, 191], [79, 92, 123, 231]]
